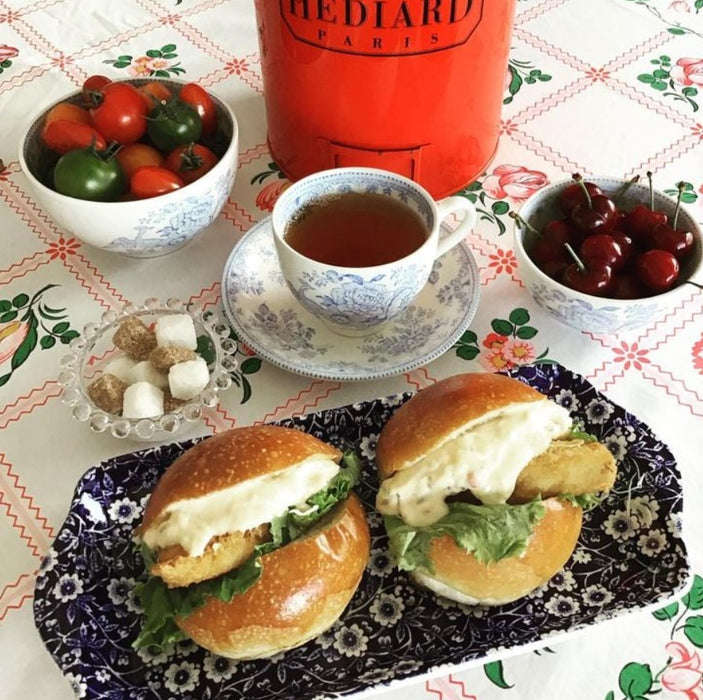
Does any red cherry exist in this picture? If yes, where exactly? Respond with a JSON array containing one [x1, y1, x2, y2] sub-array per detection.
[[559, 177, 603, 216], [611, 230, 636, 266], [562, 260, 614, 296], [611, 209, 627, 230], [570, 194, 618, 235], [531, 236, 569, 267], [647, 222, 694, 260], [623, 203, 668, 240], [634, 249, 680, 293], [542, 218, 577, 244], [580, 234, 624, 270], [539, 258, 570, 280], [611, 273, 649, 299]]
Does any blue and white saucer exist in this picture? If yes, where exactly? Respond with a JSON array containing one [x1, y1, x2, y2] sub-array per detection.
[[221, 217, 480, 381]]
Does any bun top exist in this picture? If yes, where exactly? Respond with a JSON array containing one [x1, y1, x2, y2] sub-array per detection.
[[376, 373, 548, 481], [142, 425, 342, 533]]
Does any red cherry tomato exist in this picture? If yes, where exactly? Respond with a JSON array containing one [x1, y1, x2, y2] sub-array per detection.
[[90, 82, 149, 144], [82, 74, 111, 107], [116, 143, 165, 180], [164, 143, 218, 184], [42, 102, 92, 135], [130, 166, 185, 199], [179, 82, 217, 136], [139, 81, 173, 108], [42, 119, 107, 154]]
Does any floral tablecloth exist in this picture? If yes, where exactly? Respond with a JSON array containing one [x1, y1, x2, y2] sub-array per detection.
[[1, 1, 703, 699]]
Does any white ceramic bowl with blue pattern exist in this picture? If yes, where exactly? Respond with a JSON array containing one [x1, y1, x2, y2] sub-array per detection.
[[514, 177, 702, 334], [272, 167, 477, 336], [18, 79, 238, 258]]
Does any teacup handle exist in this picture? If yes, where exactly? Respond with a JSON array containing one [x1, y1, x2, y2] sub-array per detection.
[[434, 196, 477, 258]]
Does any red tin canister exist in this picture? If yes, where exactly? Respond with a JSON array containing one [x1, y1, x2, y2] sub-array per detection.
[[254, 0, 517, 198]]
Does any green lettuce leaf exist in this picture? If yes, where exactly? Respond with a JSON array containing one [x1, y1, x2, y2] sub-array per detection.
[[568, 425, 598, 442], [384, 499, 547, 574], [560, 491, 605, 512], [133, 447, 361, 650]]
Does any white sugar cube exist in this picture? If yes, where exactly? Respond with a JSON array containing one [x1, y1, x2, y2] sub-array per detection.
[[155, 314, 197, 350], [129, 360, 168, 389], [104, 355, 136, 384], [122, 381, 164, 419], [169, 357, 210, 400]]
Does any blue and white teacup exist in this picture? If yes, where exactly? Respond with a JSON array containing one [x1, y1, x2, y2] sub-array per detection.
[[272, 167, 477, 336]]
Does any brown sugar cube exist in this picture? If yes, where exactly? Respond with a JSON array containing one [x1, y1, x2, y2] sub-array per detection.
[[150, 345, 197, 373], [112, 316, 157, 361], [87, 373, 128, 414], [163, 389, 186, 413]]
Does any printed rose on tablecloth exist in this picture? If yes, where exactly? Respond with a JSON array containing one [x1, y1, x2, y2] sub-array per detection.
[[668, 0, 692, 11], [0, 320, 29, 365], [671, 57, 703, 87], [602, 575, 703, 700], [0, 286, 79, 388], [483, 164, 549, 202], [251, 162, 290, 211], [661, 642, 703, 698], [692, 334, 703, 374], [456, 169, 530, 236], [0, 44, 18, 74], [638, 55, 700, 111]]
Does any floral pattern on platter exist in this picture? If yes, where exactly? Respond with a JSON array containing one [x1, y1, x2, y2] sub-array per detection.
[[33, 364, 690, 700], [220, 217, 480, 381], [104, 170, 233, 257]]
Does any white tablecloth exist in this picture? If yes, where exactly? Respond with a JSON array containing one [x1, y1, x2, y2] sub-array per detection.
[[1, 1, 702, 698]]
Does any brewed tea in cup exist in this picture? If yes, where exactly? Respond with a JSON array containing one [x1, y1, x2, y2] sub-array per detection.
[[284, 190, 428, 267], [272, 167, 477, 336]]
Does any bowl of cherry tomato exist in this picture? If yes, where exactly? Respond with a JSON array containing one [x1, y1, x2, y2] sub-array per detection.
[[513, 174, 702, 334], [18, 77, 238, 258]]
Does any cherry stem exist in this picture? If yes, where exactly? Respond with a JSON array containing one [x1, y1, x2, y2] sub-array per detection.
[[509, 211, 542, 237], [613, 175, 640, 206], [685, 280, 703, 291], [564, 242, 586, 273], [572, 173, 592, 208], [646, 171, 654, 210], [673, 181, 685, 229]]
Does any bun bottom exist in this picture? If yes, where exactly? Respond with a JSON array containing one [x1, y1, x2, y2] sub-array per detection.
[[175, 493, 370, 659], [414, 498, 582, 606]]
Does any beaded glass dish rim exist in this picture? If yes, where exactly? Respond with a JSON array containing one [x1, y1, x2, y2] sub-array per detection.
[[58, 297, 238, 440]]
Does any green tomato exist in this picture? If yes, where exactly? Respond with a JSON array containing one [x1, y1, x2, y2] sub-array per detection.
[[53, 148, 127, 202], [147, 99, 202, 153]]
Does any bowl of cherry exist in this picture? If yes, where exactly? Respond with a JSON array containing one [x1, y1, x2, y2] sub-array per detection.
[[513, 174, 702, 334]]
